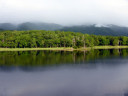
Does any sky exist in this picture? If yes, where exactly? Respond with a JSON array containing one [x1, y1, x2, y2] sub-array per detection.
[[0, 0, 128, 26]]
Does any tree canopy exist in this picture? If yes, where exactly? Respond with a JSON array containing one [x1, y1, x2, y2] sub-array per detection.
[[0, 30, 128, 48]]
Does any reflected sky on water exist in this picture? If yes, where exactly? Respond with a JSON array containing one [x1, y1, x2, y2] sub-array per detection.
[[1, 49, 128, 96]]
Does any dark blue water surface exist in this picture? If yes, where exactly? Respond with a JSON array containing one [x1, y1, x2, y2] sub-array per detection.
[[0, 49, 128, 96]]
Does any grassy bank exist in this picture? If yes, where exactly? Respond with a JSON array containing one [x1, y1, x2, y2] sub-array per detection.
[[92, 46, 128, 49], [0, 47, 74, 51], [0, 46, 128, 51]]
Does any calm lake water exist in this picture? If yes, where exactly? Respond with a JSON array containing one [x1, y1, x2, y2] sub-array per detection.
[[1, 49, 128, 96]]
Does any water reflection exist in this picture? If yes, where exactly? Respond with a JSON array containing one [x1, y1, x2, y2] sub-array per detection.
[[0, 49, 128, 96], [0, 49, 128, 68]]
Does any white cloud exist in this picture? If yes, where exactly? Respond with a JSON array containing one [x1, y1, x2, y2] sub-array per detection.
[[0, 0, 128, 26]]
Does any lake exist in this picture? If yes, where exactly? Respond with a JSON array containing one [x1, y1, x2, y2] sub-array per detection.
[[0, 49, 128, 96]]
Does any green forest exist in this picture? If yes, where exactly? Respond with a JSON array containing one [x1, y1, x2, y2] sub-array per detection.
[[0, 30, 128, 48]]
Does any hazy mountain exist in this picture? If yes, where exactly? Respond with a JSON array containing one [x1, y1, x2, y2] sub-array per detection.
[[0, 23, 17, 30], [60, 24, 128, 36], [0, 22, 63, 31], [0, 22, 128, 36], [17, 22, 63, 30], [108, 24, 128, 35]]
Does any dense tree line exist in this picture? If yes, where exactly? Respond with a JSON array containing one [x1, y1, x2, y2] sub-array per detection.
[[0, 30, 128, 48]]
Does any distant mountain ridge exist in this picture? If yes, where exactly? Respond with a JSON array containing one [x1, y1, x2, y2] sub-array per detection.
[[0, 23, 17, 30], [17, 22, 63, 30], [0, 22, 63, 31], [60, 24, 128, 36], [0, 22, 128, 36]]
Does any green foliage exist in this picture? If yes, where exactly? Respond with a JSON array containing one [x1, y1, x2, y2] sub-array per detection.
[[120, 36, 127, 45], [0, 30, 127, 48]]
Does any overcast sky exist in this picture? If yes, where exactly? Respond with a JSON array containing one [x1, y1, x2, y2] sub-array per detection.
[[0, 0, 128, 26]]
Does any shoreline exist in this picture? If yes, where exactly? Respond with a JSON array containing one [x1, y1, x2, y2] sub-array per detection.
[[0, 46, 128, 51]]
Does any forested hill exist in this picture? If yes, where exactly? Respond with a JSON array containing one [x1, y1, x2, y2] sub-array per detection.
[[0, 23, 17, 30], [17, 22, 63, 30], [1, 23, 128, 36], [0, 22, 63, 31], [0, 30, 128, 48], [60, 25, 128, 36]]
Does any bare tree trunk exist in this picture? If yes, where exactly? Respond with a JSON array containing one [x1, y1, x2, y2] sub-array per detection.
[[84, 41, 85, 48]]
